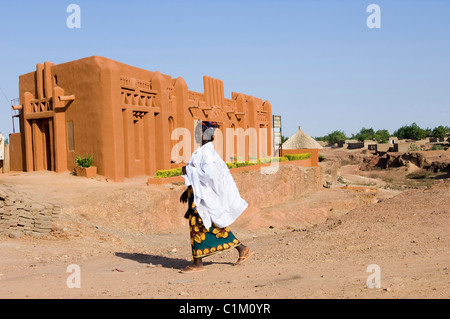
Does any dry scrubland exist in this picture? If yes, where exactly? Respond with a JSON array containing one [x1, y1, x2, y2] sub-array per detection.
[[0, 148, 449, 299]]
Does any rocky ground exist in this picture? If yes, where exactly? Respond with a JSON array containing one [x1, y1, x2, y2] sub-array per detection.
[[0, 148, 448, 299]]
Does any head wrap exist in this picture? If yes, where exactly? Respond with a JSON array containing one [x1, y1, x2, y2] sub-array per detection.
[[202, 121, 219, 141], [202, 121, 219, 130], [195, 121, 219, 143]]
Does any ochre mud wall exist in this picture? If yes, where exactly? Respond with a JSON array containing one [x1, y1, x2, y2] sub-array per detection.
[[13, 56, 273, 182]]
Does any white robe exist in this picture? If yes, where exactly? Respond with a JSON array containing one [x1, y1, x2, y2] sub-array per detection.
[[183, 142, 248, 230]]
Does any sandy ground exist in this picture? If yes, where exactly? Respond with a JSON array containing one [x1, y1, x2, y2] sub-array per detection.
[[0, 152, 449, 299]]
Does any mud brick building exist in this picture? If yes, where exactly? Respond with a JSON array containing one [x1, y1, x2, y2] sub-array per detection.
[[9, 56, 273, 181]]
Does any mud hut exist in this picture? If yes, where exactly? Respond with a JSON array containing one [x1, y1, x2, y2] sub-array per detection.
[[283, 126, 323, 149]]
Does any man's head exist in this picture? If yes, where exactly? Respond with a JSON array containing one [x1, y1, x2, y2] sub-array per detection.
[[195, 121, 219, 145]]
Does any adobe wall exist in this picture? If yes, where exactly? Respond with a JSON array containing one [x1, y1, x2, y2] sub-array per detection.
[[18, 57, 110, 177], [8, 133, 22, 172], [108, 57, 273, 177], [281, 148, 319, 167], [394, 143, 412, 152], [0, 145, 8, 173], [52, 57, 109, 177], [15, 56, 273, 182]]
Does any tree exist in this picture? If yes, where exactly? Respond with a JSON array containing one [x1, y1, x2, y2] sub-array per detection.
[[352, 127, 390, 143], [432, 125, 447, 139], [393, 123, 427, 140], [374, 129, 390, 143], [326, 130, 347, 145], [353, 127, 375, 142], [314, 136, 328, 142]]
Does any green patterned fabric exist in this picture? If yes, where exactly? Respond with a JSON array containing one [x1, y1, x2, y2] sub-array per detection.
[[187, 189, 240, 259]]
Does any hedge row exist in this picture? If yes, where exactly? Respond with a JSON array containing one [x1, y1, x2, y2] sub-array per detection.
[[154, 167, 183, 178], [285, 153, 311, 161], [154, 153, 311, 178]]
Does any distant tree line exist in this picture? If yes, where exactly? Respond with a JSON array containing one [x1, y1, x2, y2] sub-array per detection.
[[315, 123, 450, 145]]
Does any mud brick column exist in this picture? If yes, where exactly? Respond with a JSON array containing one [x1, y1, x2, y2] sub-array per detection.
[[52, 86, 68, 173], [152, 71, 171, 171], [122, 107, 133, 178], [22, 92, 34, 172]]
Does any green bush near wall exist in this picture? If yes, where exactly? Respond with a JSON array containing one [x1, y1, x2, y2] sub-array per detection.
[[285, 153, 311, 161], [155, 167, 183, 178], [226, 161, 257, 169], [257, 156, 289, 164], [154, 154, 311, 178]]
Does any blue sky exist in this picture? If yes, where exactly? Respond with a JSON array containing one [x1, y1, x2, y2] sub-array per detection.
[[0, 0, 449, 138]]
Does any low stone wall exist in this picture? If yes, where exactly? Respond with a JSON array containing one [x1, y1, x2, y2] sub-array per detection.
[[0, 184, 60, 238]]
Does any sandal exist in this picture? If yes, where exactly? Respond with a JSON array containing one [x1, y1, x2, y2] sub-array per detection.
[[179, 265, 205, 274], [234, 250, 254, 266]]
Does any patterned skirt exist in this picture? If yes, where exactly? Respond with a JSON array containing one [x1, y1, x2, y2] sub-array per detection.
[[188, 209, 241, 259]]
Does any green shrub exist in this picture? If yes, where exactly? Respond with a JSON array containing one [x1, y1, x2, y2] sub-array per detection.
[[431, 144, 444, 150], [155, 167, 183, 178], [406, 170, 432, 180], [228, 161, 258, 169], [285, 153, 311, 161], [257, 157, 288, 164], [226, 163, 236, 169], [408, 144, 420, 151], [75, 154, 94, 168], [226, 157, 289, 169]]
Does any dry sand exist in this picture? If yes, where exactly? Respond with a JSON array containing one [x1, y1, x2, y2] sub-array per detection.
[[0, 151, 449, 299]]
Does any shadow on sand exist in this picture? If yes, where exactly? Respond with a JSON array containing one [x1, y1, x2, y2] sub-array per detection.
[[115, 252, 234, 270], [435, 171, 450, 180]]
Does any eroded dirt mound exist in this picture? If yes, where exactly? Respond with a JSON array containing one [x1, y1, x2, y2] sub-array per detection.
[[0, 177, 448, 299], [360, 152, 431, 170], [321, 148, 450, 173]]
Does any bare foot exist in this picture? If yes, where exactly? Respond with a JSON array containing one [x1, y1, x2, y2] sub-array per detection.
[[234, 246, 254, 266], [180, 265, 205, 273]]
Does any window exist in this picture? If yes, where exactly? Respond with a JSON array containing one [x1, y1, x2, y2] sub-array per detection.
[[67, 121, 74, 151], [134, 119, 141, 160]]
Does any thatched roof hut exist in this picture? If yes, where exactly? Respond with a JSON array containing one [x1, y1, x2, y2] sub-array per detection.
[[283, 126, 323, 149]]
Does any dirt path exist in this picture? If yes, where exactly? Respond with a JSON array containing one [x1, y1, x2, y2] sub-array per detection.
[[0, 170, 449, 299]]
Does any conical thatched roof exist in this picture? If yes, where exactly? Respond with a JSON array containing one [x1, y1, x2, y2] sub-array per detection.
[[283, 126, 323, 149]]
